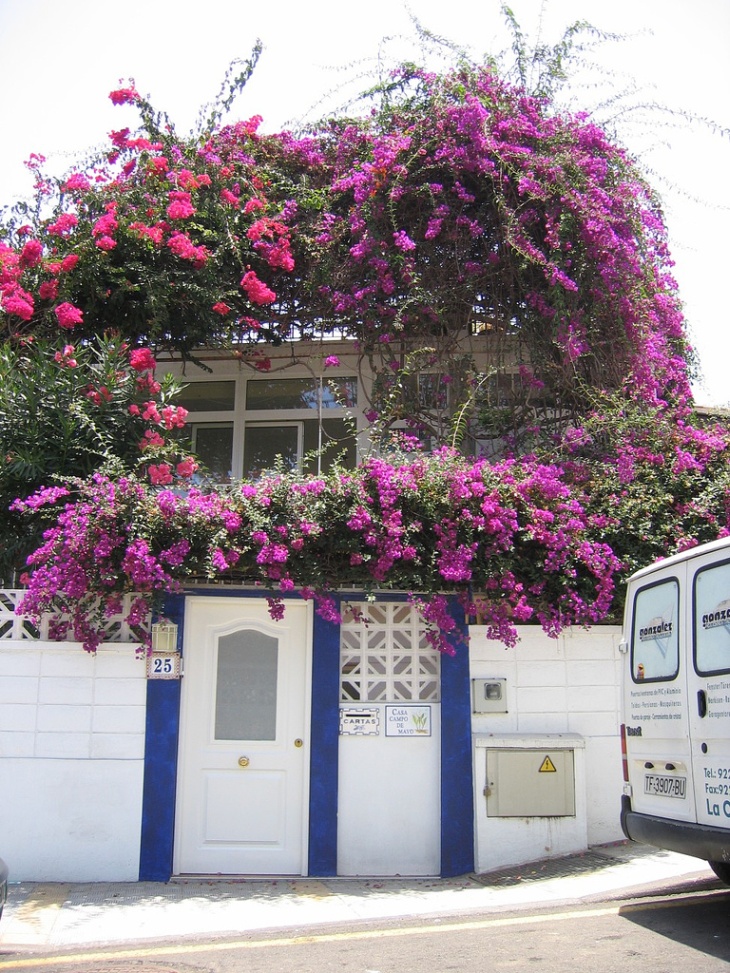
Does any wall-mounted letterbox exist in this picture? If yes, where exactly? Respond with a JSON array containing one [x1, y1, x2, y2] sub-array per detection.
[[472, 677, 508, 714]]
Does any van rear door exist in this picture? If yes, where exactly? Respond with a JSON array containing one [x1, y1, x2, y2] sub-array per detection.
[[687, 551, 730, 831], [623, 564, 697, 825]]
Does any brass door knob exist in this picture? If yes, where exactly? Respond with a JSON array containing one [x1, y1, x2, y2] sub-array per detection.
[[238, 756, 250, 767], [294, 738, 303, 748]]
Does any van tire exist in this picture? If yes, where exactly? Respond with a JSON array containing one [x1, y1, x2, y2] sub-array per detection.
[[709, 861, 730, 885]]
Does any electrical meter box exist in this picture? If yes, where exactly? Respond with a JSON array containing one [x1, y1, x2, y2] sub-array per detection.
[[472, 677, 508, 714], [485, 747, 576, 817]]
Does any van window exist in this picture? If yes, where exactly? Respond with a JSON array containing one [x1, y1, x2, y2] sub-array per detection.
[[630, 578, 680, 682], [694, 559, 730, 676]]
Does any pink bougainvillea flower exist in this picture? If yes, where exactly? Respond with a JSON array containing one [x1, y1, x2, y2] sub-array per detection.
[[53, 345, 77, 367], [39, 279, 59, 301], [95, 236, 117, 251], [60, 253, 79, 272], [19, 239, 43, 268], [46, 213, 78, 237], [54, 302, 84, 329], [129, 348, 156, 372], [166, 190, 196, 220], [1, 289, 34, 320], [176, 458, 198, 478], [212, 301, 231, 316], [61, 172, 92, 192], [160, 405, 188, 430], [324, 355, 340, 368], [240, 270, 276, 305], [166, 232, 209, 267], [148, 463, 174, 486], [109, 85, 139, 106], [147, 156, 169, 177]]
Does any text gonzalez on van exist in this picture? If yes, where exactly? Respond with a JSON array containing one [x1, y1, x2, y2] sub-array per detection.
[[639, 620, 673, 640], [702, 608, 730, 629]]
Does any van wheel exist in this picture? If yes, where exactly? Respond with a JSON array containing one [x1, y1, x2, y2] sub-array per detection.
[[709, 861, 730, 885]]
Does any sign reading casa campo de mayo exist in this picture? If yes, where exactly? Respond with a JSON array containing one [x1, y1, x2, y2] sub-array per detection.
[[339, 708, 380, 736], [385, 705, 432, 737]]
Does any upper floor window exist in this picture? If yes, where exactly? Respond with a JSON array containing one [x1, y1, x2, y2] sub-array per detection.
[[175, 374, 359, 482]]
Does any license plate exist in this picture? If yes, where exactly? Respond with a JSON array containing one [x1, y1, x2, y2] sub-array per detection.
[[644, 774, 687, 798]]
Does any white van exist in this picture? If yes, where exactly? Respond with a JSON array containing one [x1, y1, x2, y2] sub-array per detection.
[[620, 535, 730, 884]]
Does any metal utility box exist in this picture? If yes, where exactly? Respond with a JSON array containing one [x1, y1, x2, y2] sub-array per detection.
[[485, 747, 576, 817], [472, 677, 508, 714]]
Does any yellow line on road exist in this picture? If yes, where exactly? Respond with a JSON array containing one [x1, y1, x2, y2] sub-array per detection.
[[2, 892, 724, 971], [0, 905, 623, 969]]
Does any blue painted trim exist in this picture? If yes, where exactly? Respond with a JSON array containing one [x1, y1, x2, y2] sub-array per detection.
[[308, 599, 341, 875], [139, 594, 184, 882], [440, 602, 474, 876]]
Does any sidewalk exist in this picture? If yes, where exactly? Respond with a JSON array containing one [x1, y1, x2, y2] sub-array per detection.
[[0, 842, 718, 951]]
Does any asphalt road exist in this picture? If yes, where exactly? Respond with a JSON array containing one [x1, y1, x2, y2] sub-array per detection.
[[1, 880, 728, 973]]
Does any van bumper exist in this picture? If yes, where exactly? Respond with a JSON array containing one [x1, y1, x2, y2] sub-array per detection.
[[621, 795, 730, 863]]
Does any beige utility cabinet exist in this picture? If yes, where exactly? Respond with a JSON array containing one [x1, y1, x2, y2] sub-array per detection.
[[485, 746, 576, 817]]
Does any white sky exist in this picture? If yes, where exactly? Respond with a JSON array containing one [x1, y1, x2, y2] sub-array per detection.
[[0, 0, 728, 404]]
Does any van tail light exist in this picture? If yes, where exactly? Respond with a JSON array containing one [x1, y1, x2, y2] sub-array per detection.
[[620, 723, 629, 782]]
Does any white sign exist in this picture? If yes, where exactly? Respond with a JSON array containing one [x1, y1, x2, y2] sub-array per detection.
[[385, 705, 432, 737], [146, 652, 182, 680], [339, 708, 380, 735]]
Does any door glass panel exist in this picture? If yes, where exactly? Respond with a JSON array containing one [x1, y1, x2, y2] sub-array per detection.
[[214, 629, 278, 740], [694, 560, 730, 675], [630, 579, 680, 682], [243, 424, 299, 478]]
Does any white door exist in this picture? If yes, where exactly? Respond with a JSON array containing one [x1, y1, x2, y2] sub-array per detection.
[[174, 597, 312, 875]]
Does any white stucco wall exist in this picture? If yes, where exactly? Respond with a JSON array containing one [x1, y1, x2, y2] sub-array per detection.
[[0, 641, 147, 882], [0, 623, 625, 881], [469, 624, 625, 872]]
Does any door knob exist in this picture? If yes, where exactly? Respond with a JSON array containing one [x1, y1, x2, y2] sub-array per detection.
[[294, 738, 303, 748], [238, 756, 250, 767]]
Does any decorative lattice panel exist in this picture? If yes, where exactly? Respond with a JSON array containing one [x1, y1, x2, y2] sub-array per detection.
[[340, 602, 440, 703], [0, 590, 146, 642]]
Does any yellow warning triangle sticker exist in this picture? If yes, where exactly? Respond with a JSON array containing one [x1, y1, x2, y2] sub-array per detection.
[[539, 755, 557, 773]]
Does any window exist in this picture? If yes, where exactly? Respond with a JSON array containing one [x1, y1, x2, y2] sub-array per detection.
[[175, 374, 360, 481], [630, 579, 680, 683], [694, 559, 730, 676]]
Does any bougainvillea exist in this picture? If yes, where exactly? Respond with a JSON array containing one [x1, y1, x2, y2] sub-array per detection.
[[0, 58, 692, 435], [13, 446, 623, 652], [2, 51, 729, 652]]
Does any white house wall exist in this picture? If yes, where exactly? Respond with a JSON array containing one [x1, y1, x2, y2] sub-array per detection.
[[469, 624, 625, 873], [0, 641, 147, 881], [0, 624, 626, 881]]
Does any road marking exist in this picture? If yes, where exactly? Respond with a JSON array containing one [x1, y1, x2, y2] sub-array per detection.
[[0, 906, 622, 968], [0, 892, 724, 970]]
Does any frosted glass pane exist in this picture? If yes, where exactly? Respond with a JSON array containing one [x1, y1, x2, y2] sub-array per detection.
[[215, 630, 278, 740]]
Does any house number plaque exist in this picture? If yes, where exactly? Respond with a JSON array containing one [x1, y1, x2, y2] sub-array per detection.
[[146, 651, 182, 680]]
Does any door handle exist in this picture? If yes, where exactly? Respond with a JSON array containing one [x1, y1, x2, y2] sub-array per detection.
[[697, 690, 707, 718], [294, 738, 304, 748], [238, 756, 250, 767]]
